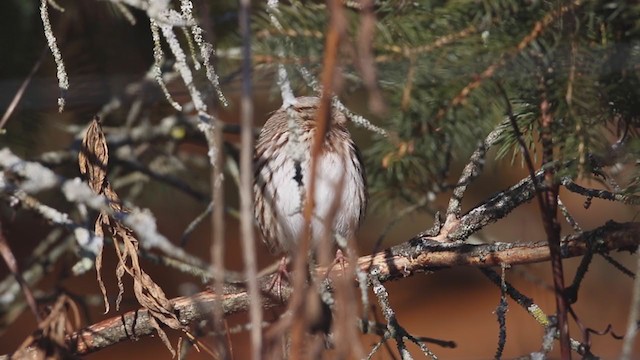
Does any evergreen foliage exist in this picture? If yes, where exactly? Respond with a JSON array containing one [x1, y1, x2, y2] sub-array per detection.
[[251, 0, 640, 207]]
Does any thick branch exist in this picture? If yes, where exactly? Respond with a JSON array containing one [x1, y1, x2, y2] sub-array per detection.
[[447, 168, 547, 241], [4, 221, 637, 358], [67, 280, 285, 357], [446, 123, 505, 219], [357, 221, 638, 282], [68, 282, 288, 354]]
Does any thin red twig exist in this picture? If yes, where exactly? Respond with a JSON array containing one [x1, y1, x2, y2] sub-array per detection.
[[0, 221, 41, 323]]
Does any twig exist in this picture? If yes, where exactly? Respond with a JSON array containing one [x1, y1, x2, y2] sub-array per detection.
[[0, 233, 73, 329], [539, 76, 570, 359], [565, 243, 594, 304], [620, 252, 640, 360], [494, 264, 508, 360], [1, 149, 216, 283], [288, 0, 345, 356], [446, 122, 506, 220], [4, 279, 288, 359], [376, 23, 480, 62], [370, 267, 436, 359], [238, 0, 262, 358], [359, 319, 455, 349], [364, 221, 639, 283], [530, 315, 557, 358], [447, 167, 548, 241], [480, 268, 596, 358], [370, 268, 413, 360], [0, 47, 47, 131], [561, 178, 640, 205], [355, 0, 386, 113], [558, 198, 582, 232], [202, 118, 229, 357], [113, 156, 209, 202], [496, 80, 569, 357], [4, 221, 638, 357], [0, 221, 41, 323], [599, 253, 635, 279], [181, 201, 213, 246]]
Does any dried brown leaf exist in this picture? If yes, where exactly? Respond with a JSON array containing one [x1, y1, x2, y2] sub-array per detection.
[[133, 270, 183, 330], [77, 115, 187, 356], [148, 314, 176, 357], [103, 183, 123, 212], [78, 117, 109, 194], [115, 261, 126, 311], [109, 221, 136, 311], [17, 295, 81, 359], [94, 213, 109, 314]]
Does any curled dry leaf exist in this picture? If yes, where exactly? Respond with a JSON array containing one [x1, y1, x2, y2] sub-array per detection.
[[104, 216, 137, 312], [134, 271, 181, 357], [78, 116, 186, 356], [78, 117, 109, 195], [17, 295, 81, 360], [93, 213, 109, 314]]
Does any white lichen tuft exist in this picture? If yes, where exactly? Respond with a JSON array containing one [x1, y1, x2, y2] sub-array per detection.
[[40, 0, 68, 113], [150, 20, 182, 111], [267, 0, 283, 29], [296, 63, 388, 137], [62, 178, 106, 209], [71, 227, 104, 275], [268, 0, 295, 107], [35, 198, 72, 225], [121, 208, 210, 271], [159, 23, 207, 113], [148, 0, 191, 27], [0, 173, 6, 192], [0, 148, 59, 193], [180, 0, 228, 106], [296, 65, 321, 92], [277, 65, 296, 108], [332, 99, 388, 137], [180, 0, 200, 70], [197, 121, 220, 168], [182, 27, 201, 70], [267, 0, 305, 168], [122, 209, 162, 249]]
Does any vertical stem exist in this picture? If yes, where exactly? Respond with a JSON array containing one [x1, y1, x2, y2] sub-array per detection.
[[210, 120, 228, 358], [289, 0, 343, 356], [620, 252, 640, 359], [540, 94, 570, 359], [0, 221, 41, 323], [498, 79, 571, 359], [201, 4, 229, 356], [238, 0, 262, 358]]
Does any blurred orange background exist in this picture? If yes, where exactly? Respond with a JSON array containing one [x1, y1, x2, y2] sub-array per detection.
[[0, 1, 638, 358]]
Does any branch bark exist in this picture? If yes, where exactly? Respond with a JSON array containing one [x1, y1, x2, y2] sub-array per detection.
[[4, 221, 637, 358]]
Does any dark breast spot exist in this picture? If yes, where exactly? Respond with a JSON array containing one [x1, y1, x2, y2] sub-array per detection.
[[293, 161, 303, 186]]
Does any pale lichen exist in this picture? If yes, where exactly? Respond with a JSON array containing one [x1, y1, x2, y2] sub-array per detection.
[[40, 0, 68, 112], [180, 0, 228, 106], [150, 20, 183, 111]]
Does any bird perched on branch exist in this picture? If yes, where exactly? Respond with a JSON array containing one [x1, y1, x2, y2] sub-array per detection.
[[254, 96, 367, 264]]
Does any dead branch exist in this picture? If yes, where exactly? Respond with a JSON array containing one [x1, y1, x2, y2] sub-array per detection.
[[354, 221, 638, 282], [3, 221, 637, 358]]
